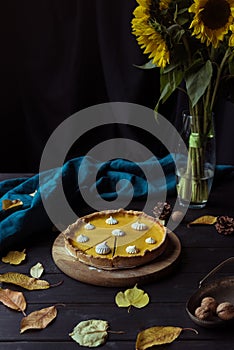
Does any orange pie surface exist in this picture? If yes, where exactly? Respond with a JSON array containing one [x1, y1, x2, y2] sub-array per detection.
[[63, 208, 167, 270]]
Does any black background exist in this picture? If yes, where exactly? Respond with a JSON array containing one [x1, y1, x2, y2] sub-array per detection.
[[0, 0, 233, 172]]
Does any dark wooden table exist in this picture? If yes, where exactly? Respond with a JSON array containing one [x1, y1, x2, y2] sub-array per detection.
[[0, 172, 234, 349]]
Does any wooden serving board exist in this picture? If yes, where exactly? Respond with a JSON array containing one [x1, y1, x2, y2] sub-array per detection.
[[52, 231, 181, 287]]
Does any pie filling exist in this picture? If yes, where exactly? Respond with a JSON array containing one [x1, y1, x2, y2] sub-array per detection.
[[65, 209, 166, 260]]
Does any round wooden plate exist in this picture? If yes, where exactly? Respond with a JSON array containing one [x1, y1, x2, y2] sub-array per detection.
[[52, 231, 181, 287]]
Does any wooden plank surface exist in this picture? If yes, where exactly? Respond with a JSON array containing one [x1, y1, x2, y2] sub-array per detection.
[[0, 174, 233, 349], [52, 231, 181, 287]]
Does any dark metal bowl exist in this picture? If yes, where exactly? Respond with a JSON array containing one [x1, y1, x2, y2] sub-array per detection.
[[186, 257, 234, 328]]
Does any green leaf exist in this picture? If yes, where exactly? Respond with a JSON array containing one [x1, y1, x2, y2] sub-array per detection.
[[185, 60, 213, 107], [167, 25, 185, 43], [156, 67, 184, 110], [133, 60, 156, 70], [30, 262, 44, 279], [115, 284, 149, 310], [69, 319, 109, 347]]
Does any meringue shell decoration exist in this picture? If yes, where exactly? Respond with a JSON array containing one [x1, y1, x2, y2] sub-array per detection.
[[112, 229, 126, 237], [145, 237, 156, 244], [126, 245, 139, 254], [84, 222, 95, 230], [105, 216, 118, 225], [95, 242, 111, 255], [77, 234, 89, 243], [131, 221, 148, 231]]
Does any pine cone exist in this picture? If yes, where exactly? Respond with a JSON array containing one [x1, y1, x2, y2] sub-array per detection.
[[152, 201, 172, 222], [215, 216, 234, 235]]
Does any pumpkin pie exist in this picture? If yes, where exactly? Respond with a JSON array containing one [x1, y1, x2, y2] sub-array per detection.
[[63, 208, 168, 270]]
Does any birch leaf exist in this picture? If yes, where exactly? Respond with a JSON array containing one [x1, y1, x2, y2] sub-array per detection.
[[20, 305, 57, 333], [2, 249, 26, 265], [187, 215, 217, 227], [0, 272, 50, 290], [0, 287, 26, 315], [69, 319, 109, 347], [30, 263, 44, 279], [115, 284, 149, 310], [136, 326, 182, 349]]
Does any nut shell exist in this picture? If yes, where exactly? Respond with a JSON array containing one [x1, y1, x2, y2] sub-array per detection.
[[216, 302, 234, 320], [201, 296, 218, 313], [195, 306, 211, 320]]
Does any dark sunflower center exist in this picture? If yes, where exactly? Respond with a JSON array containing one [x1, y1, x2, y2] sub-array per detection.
[[201, 0, 231, 29]]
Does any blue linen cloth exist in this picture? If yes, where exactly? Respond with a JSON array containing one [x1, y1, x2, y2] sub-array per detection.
[[0, 155, 233, 252]]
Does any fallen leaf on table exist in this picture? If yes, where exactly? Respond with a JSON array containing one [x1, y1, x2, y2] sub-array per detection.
[[30, 263, 44, 279], [115, 284, 149, 311], [0, 272, 50, 290], [20, 305, 57, 333], [136, 326, 182, 349], [187, 215, 217, 227], [69, 319, 109, 347], [2, 199, 23, 210], [0, 287, 27, 315], [1, 250, 26, 265], [136, 326, 198, 349]]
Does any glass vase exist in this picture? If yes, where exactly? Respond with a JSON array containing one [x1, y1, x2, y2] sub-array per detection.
[[175, 111, 216, 209]]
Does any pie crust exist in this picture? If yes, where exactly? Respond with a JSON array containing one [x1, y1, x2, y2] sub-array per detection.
[[63, 208, 168, 270]]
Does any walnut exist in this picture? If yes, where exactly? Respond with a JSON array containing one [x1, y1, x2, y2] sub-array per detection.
[[201, 296, 218, 313], [216, 302, 234, 320], [194, 306, 211, 320]]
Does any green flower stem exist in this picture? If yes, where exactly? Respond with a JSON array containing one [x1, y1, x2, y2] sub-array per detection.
[[210, 48, 231, 111], [179, 49, 230, 205], [178, 97, 213, 204]]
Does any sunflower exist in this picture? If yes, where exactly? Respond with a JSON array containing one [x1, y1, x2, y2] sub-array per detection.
[[189, 0, 234, 48], [132, 0, 170, 68]]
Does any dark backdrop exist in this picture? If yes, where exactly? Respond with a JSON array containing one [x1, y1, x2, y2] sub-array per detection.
[[0, 0, 233, 173]]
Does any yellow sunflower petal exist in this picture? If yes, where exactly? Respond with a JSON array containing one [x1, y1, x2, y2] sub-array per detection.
[[189, 0, 234, 47], [131, 1, 170, 68]]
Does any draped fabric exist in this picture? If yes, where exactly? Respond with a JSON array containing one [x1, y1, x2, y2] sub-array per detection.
[[0, 0, 233, 173], [0, 154, 233, 252]]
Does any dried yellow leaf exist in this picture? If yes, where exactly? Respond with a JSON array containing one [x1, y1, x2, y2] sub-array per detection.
[[20, 305, 57, 333], [136, 326, 182, 349], [2, 199, 23, 210], [0, 287, 27, 315], [0, 272, 50, 290], [115, 284, 149, 310], [188, 215, 217, 227], [2, 249, 26, 265]]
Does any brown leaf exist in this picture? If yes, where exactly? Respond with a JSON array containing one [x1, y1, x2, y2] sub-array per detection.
[[2, 199, 23, 210], [0, 287, 26, 315], [2, 249, 26, 265], [20, 305, 57, 333], [187, 215, 217, 227], [0, 272, 50, 290], [136, 326, 182, 349]]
